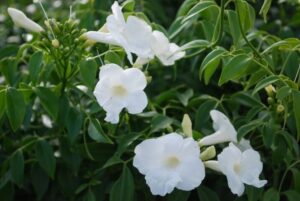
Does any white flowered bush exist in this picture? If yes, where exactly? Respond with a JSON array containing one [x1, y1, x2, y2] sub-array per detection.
[[1, 0, 300, 200]]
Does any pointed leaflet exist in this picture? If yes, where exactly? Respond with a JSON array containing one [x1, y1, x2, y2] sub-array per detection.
[[10, 150, 24, 186], [6, 87, 26, 131], [35, 140, 56, 179], [109, 165, 134, 201]]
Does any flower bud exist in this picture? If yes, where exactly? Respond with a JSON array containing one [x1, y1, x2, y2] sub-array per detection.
[[277, 104, 285, 113], [7, 7, 44, 33], [51, 39, 60, 48], [200, 146, 216, 161], [265, 85, 276, 96], [267, 97, 274, 105], [181, 114, 193, 138]]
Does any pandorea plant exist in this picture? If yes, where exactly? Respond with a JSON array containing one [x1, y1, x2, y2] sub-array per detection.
[[0, 0, 300, 201]]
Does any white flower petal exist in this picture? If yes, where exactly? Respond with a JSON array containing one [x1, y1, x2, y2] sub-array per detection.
[[204, 160, 221, 172], [93, 77, 112, 106], [99, 63, 123, 80], [133, 139, 164, 174], [124, 16, 153, 58], [111, 1, 126, 26], [199, 110, 237, 146], [151, 30, 170, 55], [226, 169, 245, 196], [240, 149, 267, 188], [7, 7, 44, 33], [102, 98, 125, 124], [123, 68, 147, 91], [177, 156, 205, 190], [125, 91, 148, 114], [145, 172, 180, 196], [83, 31, 119, 45]]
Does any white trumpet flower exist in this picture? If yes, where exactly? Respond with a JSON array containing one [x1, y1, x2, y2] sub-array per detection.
[[84, 1, 153, 64], [133, 133, 205, 196], [93, 64, 148, 124], [151, 31, 185, 66], [199, 110, 237, 146], [217, 143, 267, 196], [7, 7, 44, 33]]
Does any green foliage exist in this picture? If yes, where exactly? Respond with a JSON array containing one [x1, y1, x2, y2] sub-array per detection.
[[0, 0, 300, 200]]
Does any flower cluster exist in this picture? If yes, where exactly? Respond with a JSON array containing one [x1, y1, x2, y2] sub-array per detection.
[[83, 1, 185, 66], [133, 110, 267, 196], [7, 1, 267, 198]]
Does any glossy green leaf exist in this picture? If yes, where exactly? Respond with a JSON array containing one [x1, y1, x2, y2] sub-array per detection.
[[35, 140, 56, 179], [259, 0, 272, 23], [31, 164, 49, 200], [176, 89, 193, 106], [0, 89, 6, 119], [110, 165, 134, 201], [237, 120, 264, 141], [227, 10, 241, 46], [167, 189, 190, 201], [252, 75, 279, 95], [66, 108, 83, 142], [200, 47, 226, 84], [284, 190, 300, 201], [183, 1, 217, 23], [88, 118, 113, 143], [293, 90, 300, 141], [197, 186, 220, 201], [36, 87, 59, 120], [28, 51, 43, 84], [10, 150, 24, 186], [79, 60, 98, 89], [236, 0, 255, 33], [6, 87, 26, 131], [219, 54, 252, 85], [263, 188, 279, 201]]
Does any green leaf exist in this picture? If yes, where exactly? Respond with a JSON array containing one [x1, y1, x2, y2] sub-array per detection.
[[252, 75, 279, 95], [259, 0, 272, 23], [0, 45, 19, 60], [88, 118, 113, 144], [35, 140, 56, 179], [110, 165, 134, 201], [66, 108, 83, 142], [0, 58, 17, 86], [177, 0, 198, 17], [176, 89, 193, 106], [284, 190, 300, 201], [183, 1, 217, 23], [9, 150, 24, 186], [104, 51, 124, 66], [83, 190, 96, 201], [31, 164, 49, 200], [0, 89, 6, 119], [293, 90, 300, 141], [122, 0, 135, 12], [263, 188, 279, 201], [195, 99, 218, 131], [28, 51, 43, 84], [5, 87, 26, 131], [200, 47, 226, 84], [79, 60, 98, 89], [227, 10, 241, 46], [219, 54, 252, 85], [167, 189, 190, 201], [276, 86, 292, 100], [197, 186, 220, 201], [237, 120, 264, 141], [150, 115, 174, 133], [36, 87, 59, 120], [236, 0, 255, 33]]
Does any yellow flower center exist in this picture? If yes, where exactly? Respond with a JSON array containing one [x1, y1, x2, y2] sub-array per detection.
[[233, 163, 241, 173], [112, 85, 127, 97], [165, 156, 180, 168]]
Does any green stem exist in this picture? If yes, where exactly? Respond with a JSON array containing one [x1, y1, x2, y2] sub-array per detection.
[[278, 160, 300, 192]]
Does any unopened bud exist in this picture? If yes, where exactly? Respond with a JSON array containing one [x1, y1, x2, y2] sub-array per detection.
[[267, 97, 274, 105], [51, 39, 59, 48], [181, 114, 193, 137], [146, 75, 152, 83], [277, 104, 285, 113], [265, 85, 276, 96], [200, 146, 216, 161]]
